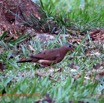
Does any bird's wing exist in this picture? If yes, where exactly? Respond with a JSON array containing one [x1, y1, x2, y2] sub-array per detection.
[[30, 48, 60, 60]]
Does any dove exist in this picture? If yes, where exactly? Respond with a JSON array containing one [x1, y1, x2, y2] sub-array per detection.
[[17, 44, 74, 67]]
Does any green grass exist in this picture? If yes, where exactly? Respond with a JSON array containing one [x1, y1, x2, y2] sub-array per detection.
[[0, 0, 104, 102], [0, 34, 104, 103], [39, 0, 104, 30]]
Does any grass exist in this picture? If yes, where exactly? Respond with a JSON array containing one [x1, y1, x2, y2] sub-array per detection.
[[0, 34, 104, 103], [39, 0, 104, 31], [0, 0, 104, 103]]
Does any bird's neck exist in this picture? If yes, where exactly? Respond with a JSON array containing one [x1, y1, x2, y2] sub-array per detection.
[[60, 47, 69, 54]]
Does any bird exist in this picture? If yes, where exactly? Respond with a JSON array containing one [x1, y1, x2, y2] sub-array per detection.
[[17, 44, 74, 67]]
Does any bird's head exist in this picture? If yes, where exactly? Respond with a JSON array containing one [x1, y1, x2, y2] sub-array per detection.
[[64, 43, 75, 51]]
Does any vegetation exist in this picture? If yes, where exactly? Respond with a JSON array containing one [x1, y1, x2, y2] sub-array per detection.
[[0, 0, 104, 103], [40, 0, 104, 28]]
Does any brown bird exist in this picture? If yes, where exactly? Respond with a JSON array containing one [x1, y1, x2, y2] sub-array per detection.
[[17, 44, 74, 67]]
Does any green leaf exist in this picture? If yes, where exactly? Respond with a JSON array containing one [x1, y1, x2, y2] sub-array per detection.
[[10, 34, 28, 45], [0, 31, 7, 41]]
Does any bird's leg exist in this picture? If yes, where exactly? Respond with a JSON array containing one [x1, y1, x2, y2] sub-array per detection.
[[38, 60, 54, 66], [39, 64, 50, 68]]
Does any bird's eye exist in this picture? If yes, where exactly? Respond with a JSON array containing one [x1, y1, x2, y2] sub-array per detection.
[[69, 45, 72, 47], [65, 44, 72, 48]]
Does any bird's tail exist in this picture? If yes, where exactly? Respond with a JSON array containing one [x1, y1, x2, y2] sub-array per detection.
[[17, 59, 32, 63]]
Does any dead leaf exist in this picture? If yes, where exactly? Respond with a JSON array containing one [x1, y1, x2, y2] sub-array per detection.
[[36, 94, 54, 103], [28, 45, 35, 52], [35, 68, 62, 77], [68, 63, 79, 70], [35, 33, 55, 43], [0, 62, 6, 71], [85, 49, 101, 56], [43, 94, 55, 103], [90, 29, 104, 41], [35, 72, 46, 77], [0, 47, 4, 54], [47, 68, 62, 73], [98, 71, 104, 76], [68, 57, 74, 60], [93, 63, 101, 69], [72, 73, 81, 80]]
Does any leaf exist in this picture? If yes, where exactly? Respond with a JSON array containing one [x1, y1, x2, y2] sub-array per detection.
[[35, 68, 62, 77], [28, 45, 36, 52], [0, 31, 7, 41], [0, 62, 6, 71], [73, 33, 89, 56], [10, 34, 28, 45], [40, 0, 45, 10]]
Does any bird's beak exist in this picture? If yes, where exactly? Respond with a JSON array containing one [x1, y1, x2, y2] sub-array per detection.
[[70, 47, 75, 52]]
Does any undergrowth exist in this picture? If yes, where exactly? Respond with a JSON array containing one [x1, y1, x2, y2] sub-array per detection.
[[0, 0, 104, 103], [0, 33, 104, 103]]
